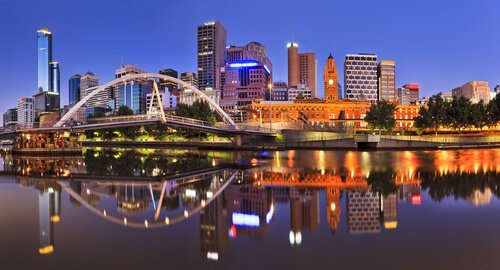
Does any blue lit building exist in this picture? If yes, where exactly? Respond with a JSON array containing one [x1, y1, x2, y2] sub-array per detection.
[[50, 62, 60, 94], [119, 82, 152, 114], [68, 74, 81, 105], [37, 29, 52, 93]]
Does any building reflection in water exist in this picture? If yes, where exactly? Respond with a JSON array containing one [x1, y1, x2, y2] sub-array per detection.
[[2, 148, 500, 260]]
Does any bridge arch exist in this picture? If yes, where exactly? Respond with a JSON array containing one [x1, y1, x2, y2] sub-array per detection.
[[55, 73, 238, 129]]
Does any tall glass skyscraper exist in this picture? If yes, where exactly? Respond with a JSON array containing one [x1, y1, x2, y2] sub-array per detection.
[[37, 29, 52, 93], [68, 74, 81, 105], [50, 62, 60, 94]]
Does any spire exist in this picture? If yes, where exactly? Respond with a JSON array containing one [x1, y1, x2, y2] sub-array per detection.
[[328, 53, 333, 60]]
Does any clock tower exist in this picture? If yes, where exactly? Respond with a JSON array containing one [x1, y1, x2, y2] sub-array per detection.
[[324, 53, 339, 102]]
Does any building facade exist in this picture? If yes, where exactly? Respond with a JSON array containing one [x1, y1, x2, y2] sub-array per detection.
[[68, 74, 81, 106], [287, 42, 299, 88], [378, 60, 396, 102], [197, 22, 226, 90], [159, 68, 179, 93], [324, 53, 339, 102], [452, 81, 491, 103], [344, 54, 378, 103], [220, 42, 272, 114], [3, 108, 18, 130], [180, 72, 199, 89], [403, 84, 420, 104], [37, 29, 52, 93], [17, 97, 35, 128], [397, 87, 410, 105], [271, 82, 288, 101], [80, 71, 99, 100], [119, 82, 152, 115], [298, 53, 317, 97]]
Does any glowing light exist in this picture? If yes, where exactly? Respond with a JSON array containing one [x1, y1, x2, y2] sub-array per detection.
[[289, 231, 302, 246], [185, 189, 196, 197], [412, 194, 421, 205], [207, 252, 219, 261], [206, 191, 213, 198], [229, 225, 237, 238], [184, 210, 189, 217], [264, 65, 271, 74], [103, 210, 107, 216], [232, 212, 260, 227], [165, 217, 170, 224], [124, 218, 127, 225], [144, 220, 149, 228], [330, 202, 336, 211], [38, 245, 54, 255], [266, 204, 274, 224], [384, 221, 398, 229], [229, 62, 258, 68], [50, 216, 60, 223]]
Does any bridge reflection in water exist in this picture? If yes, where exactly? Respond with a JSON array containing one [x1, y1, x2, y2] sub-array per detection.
[[2, 148, 500, 261]]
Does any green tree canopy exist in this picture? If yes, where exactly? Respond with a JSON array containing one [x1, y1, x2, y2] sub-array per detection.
[[364, 100, 397, 134], [117, 105, 134, 116]]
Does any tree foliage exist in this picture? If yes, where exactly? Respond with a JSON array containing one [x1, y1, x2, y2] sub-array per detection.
[[175, 100, 216, 125], [117, 105, 134, 116], [364, 100, 397, 134]]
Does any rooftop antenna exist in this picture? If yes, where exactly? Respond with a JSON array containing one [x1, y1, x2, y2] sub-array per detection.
[[291, 25, 295, 43], [121, 56, 125, 68]]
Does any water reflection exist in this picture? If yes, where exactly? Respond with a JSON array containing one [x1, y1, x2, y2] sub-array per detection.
[[0, 148, 499, 262]]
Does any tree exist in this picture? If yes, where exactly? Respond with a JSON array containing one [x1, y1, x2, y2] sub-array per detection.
[[364, 100, 397, 134], [447, 96, 471, 132], [487, 96, 500, 129], [175, 100, 216, 125], [469, 101, 487, 130], [87, 111, 106, 119], [117, 105, 134, 116], [413, 106, 432, 134]]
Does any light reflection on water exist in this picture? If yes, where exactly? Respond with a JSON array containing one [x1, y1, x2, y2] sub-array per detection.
[[0, 148, 499, 269]]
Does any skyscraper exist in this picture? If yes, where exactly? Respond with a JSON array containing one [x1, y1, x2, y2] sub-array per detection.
[[180, 72, 198, 88], [323, 53, 339, 102], [377, 60, 396, 102], [80, 71, 99, 100], [403, 84, 420, 105], [3, 108, 18, 130], [68, 74, 81, 105], [49, 62, 60, 94], [220, 42, 272, 114], [344, 53, 378, 103], [298, 53, 317, 97], [37, 29, 52, 93], [287, 42, 299, 88], [17, 97, 34, 128], [451, 81, 490, 103], [197, 22, 226, 90], [159, 68, 179, 93]]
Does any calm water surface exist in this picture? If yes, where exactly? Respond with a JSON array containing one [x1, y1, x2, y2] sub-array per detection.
[[0, 148, 499, 270]]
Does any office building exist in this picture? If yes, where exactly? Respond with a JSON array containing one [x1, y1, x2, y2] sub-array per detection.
[[271, 82, 288, 101], [115, 64, 146, 79], [437, 91, 453, 102], [452, 81, 491, 103], [80, 71, 99, 100], [378, 60, 396, 102], [68, 74, 81, 105], [37, 29, 52, 93], [324, 53, 339, 102], [397, 87, 410, 105], [403, 84, 420, 104], [298, 53, 317, 97], [179, 89, 220, 107], [17, 97, 34, 128], [288, 84, 313, 101], [287, 42, 299, 88], [197, 22, 226, 90], [34, 91, 60, 114], [119, 81, 152, 115], [180, 72, 198, 89], [220, 42, 272, 114], [159, 68, 179, 93], [344, 53, 378, 103], [146, 90, 177, 115], [49, 62, 60, 94], [3, 108, 18, 130]]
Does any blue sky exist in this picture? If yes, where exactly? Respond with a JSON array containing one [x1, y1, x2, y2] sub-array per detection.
[[1, 0, 500, 121]]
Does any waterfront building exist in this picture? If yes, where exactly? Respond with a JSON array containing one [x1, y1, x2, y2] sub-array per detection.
[[344, 54, 378, 103], [37, 29, 52, 93], [83, 85, 115, 116], [220, 42, 272, 114], [271, 82, 288, 101], [180, 72, 199, 89], [378, 60, 396, 102], [287, 42, 299, 88], [3, 108, 18, 131], [197, 22, 226, 90], [403, 84, 420, 104], [288, 84, 313, 101], [452, 81, 491, 103], [324, 53, 339, 102], [179, 88, 220, 107], [347, 189, 381, 234], [80, 71, 99, 100], [68, 74, 81, 105], [17, 97, 35, 128], [34, 91, 60, 114], [397, 87, 411, 105], [159, 68, 179, 93], [249, 99, 419, 130], [298, 53, 317, 98]]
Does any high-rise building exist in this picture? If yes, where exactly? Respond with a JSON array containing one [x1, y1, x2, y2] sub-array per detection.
[[119, 81, 152, 114], [180, 72, 198, 89], [271, 82, 288, 101], [298, 53, 317, 97], [115, 64, 147, 79], [344, 53, 378, 103], [37, 29, 52, 93], [382, 193, 398, 230], [397, 87, 411, 105], [68, 74, 81, 105], [452, 81, 490, 103], [34, 92, 60, 114], [338, 83, 343, 100], [287, 42, 299, 88], [220, 42, 272, 114], [17, 97, 34, 128], [290, 188, 320, 233], [326, 188, 341, 233], [159, 68, 179, 93], [403, 84, 420, 105], [197, 22, 226, 90], [324, 53, 339, 102], [3, 108, 18, 130], [80, 71, 99, 100], [378, 60, 396, 102], [49, 62, 60, 94]]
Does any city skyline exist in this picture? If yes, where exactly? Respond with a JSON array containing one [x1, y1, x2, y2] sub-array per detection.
[[2, 1, 500, 117]]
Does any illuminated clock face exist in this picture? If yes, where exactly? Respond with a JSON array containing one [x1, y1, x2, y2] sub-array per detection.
[[328, 79, 334, 85]]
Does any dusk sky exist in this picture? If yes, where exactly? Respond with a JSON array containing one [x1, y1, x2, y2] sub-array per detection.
[[1, 0, 500, 120]]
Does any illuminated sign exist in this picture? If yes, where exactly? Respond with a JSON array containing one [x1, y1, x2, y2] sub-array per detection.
[[266, 204, 274, 224], [264, 65, 271, 74], [232, 212, 260, 227], [229, 62, 258, 68]]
